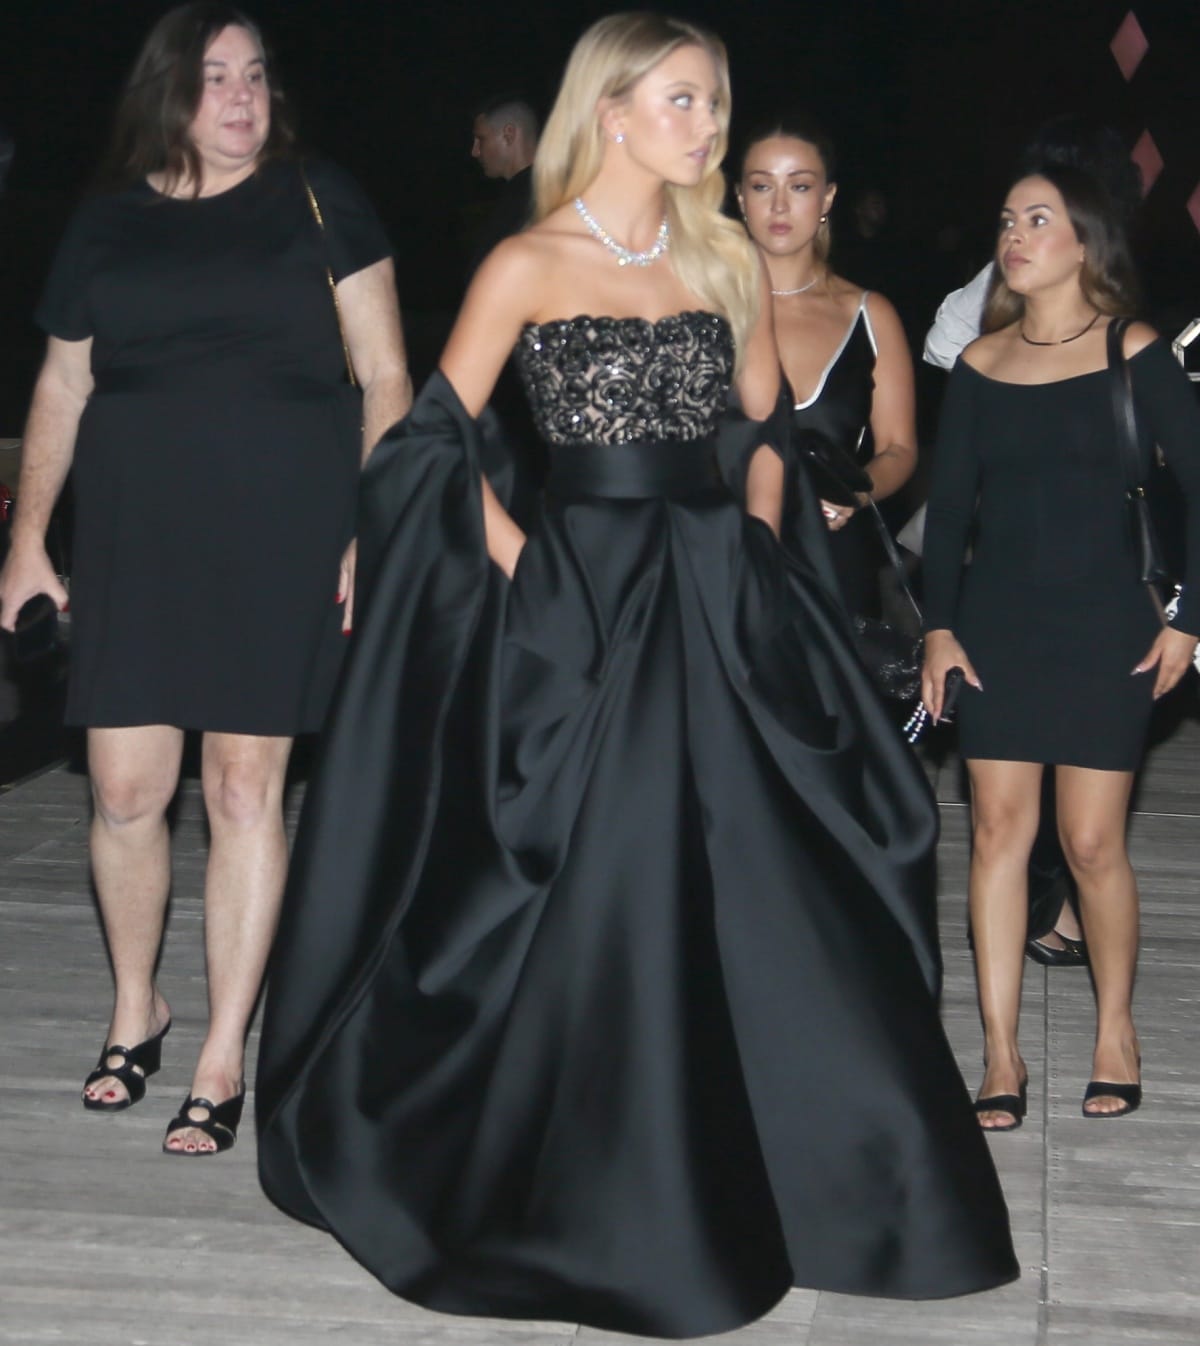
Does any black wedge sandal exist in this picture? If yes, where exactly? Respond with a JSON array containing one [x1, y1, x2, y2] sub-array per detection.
[[162, 1090, 246, 1156], [81, 1021, 171, 1112]]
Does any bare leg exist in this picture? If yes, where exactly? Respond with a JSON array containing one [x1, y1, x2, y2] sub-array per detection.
[[83, 726, 184, 1104], [164, 731, 292, 1153], [966, 758, 1043, 1128], [1056, 766, 1140, 1115]]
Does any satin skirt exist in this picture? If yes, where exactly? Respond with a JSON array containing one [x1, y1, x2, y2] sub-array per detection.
[[256, 373, 1017, 1339]]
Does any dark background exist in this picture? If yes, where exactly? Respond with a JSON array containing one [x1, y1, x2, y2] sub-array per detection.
[[0, 0, 1197, 779], [2, 0, 1198, 415]]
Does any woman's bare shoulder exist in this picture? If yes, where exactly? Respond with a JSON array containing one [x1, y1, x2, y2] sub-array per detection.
[[860, 288, 906, 332], [1121, 318, 1158, 358], [481, 212, 601, 300], [823, 273, 867, 309], [959, 326, 1012, 374]]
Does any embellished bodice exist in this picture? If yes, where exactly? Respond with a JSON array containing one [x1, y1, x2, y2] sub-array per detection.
[[515, 311, 734, 446]]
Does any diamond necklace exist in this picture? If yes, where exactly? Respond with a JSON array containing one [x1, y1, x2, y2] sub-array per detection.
[[770, 277, 818, 296], [574, 196, 670, 268], [1019, 311, 1101, 346]]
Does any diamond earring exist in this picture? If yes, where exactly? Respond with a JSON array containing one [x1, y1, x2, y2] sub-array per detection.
[[614, 133, 625, 144]]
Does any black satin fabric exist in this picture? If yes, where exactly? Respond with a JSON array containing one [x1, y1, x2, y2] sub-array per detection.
[[257, 353, 1017, 1338], [791, 302, 884, 616], [790, 305, 876, 466]]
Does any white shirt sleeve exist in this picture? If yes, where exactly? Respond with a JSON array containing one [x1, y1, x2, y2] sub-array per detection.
[[922, 263, 994, 369]]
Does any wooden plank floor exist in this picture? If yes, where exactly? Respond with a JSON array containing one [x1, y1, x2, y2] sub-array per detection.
[[1, 709, 1198, 1345]]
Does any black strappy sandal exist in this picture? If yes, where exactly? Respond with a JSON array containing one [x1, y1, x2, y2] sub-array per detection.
[[81, 1021, 171, 1112], [162, 1090, 246, 1156]]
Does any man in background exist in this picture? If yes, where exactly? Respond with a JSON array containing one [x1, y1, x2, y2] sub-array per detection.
[[469, 95, 539, 276]]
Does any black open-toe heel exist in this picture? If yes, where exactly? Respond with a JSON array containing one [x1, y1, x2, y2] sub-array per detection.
[[81, 1021, 171, 1112], [162, 1089, 246, 1156], [1082, 1080, 1142, 1118], [974, 1078, 1028, 1132]]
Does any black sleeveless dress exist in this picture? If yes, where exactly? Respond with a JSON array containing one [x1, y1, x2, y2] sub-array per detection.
[[791, 294, 882, 615], [34, 159, 389, 734], [256, 312, 1017, 1339]]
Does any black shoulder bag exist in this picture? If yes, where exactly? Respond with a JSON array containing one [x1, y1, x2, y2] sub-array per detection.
[[796, 429, 934, 739], [1106, 317, 1168, 624]]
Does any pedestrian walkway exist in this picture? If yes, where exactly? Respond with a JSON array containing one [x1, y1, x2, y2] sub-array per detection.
[[1, 711, 1197, 1345]]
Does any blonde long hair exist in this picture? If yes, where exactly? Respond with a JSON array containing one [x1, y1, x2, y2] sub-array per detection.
[[533, 12, 761, 362]]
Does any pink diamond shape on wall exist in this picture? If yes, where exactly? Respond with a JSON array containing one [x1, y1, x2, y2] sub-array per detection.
[[1111, 11, 1149, 81], [1131, 129, 1163, 196], [1187, 183, 1200, 235]]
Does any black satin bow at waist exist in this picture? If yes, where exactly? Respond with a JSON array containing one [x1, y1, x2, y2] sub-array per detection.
[[547, 438, 721, 500]]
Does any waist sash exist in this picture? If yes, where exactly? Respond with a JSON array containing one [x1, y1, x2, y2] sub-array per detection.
[[547, 437, 721, 500]]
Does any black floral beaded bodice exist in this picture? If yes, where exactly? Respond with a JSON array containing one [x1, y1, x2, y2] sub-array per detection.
[[515, 311, 734, 446]]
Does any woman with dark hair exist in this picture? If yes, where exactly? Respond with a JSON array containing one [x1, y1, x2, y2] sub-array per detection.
[[925, 119, 1147, 972], [736, 119, 916, 616], [0, 2, 409, 1156], [922, 165, 1200, 1129]]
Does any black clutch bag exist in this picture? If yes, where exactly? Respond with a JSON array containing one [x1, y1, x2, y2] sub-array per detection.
[[795, 428, 874, 508], [11, 592, 62, 663]]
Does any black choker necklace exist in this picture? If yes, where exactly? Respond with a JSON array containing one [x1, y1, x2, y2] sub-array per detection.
[[1019, 312, 1101, 346]]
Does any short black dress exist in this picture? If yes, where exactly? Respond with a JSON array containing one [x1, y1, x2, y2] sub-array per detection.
[[35, 158, 391, 735], [923, 341, 1200, 769], [791, 291, 882, 614], [256, 312, 1017, 1340]]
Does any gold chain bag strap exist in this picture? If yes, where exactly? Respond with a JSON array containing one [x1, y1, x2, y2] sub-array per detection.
[[300, 165, 358, 389]]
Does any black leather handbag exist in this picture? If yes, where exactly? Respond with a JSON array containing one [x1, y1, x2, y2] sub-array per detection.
[[795, 428, 874, 508], [1107, 317, 1172, 622]]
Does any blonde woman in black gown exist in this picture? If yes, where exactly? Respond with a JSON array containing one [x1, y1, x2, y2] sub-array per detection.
[[257, 13, 1017, 1337], [922, 166, 1200, 1129]]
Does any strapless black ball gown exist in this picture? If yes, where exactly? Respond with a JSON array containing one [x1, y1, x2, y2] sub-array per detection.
[[256, 312, 1017, 1339]]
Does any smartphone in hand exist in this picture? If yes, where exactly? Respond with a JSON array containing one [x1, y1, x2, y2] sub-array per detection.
[[939, 666, 966, 723]]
